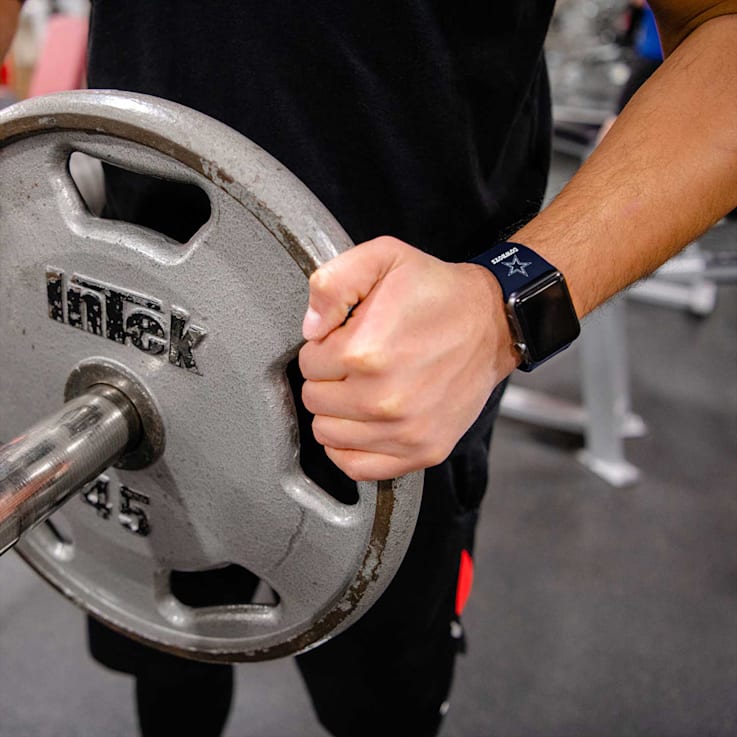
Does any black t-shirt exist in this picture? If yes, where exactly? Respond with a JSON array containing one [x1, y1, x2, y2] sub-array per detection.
[[87, 1, 555, 261]]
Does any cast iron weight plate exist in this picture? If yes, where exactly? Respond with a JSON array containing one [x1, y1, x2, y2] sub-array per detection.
[[0, 90, 423, 661]]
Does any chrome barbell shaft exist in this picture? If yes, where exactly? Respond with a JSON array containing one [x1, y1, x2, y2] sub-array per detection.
[[0, 385, 141, 556]]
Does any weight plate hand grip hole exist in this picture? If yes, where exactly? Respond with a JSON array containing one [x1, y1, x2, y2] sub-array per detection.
[[169, 564, 280, 609], [286, 358, 359, 506], [68, 151, 212, 244]]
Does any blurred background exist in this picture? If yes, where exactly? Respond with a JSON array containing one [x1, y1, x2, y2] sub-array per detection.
[[1, 1, 735, 735]]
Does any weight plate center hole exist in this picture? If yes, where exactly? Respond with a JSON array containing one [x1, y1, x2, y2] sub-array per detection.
[[39, 514, 75, 562]]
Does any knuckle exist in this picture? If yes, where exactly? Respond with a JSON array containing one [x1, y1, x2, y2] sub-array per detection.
[[374, 234, 402, 251], [325, 448, 355, 478], [354, 391, 401, 421], [344, 465, 366, 482], [311, 420, 329, 447], [301, 381, 318, 413], [308, 266, 331, 295], [326, 448, 372, 482], [343, 345, 389, 374], [422, 443, 451, 469], [298, 344, 315, 377], [395, 420, 422, 448], [374, 391, 408, 421]]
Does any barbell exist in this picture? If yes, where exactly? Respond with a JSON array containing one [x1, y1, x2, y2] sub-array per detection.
[[0, 90, 423, 662]]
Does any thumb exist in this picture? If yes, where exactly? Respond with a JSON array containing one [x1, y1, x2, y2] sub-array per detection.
[[302, 237, 402, 340]]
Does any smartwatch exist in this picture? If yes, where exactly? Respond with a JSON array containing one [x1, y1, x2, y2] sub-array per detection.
[[469, 242, 580, 372]]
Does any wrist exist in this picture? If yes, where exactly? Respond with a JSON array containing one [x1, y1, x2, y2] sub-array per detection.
[[458, 262, 521, 376]]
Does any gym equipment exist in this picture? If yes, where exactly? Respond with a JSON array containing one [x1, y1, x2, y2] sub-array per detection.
[[628, 239, 737, 315], [0, 90, 423, 662]]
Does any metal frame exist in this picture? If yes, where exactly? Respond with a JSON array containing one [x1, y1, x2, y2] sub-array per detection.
[[500, 298, 646, 487]]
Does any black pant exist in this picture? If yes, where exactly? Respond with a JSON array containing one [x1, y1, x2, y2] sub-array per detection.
[[89, 381, 506, 737]]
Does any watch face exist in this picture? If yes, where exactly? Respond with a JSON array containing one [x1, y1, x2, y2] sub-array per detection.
[[513, 274, 580, 363]]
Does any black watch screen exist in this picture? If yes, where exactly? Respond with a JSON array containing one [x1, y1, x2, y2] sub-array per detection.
[[512, 273, 580, 364]]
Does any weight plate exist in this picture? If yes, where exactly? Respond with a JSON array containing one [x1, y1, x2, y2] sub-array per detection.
[[0, 90, 423, 661]]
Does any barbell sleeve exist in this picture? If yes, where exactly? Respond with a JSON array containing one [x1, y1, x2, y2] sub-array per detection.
[[0, 384, 141, 556]]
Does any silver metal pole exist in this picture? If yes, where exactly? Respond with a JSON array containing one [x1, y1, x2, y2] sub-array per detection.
[[0, 385, 141, 556]]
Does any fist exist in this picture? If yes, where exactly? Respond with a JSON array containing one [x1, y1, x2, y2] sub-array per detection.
[[299, 236, 519, 481]]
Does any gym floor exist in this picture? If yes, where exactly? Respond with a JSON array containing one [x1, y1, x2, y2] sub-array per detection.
[[0, 152, 735, 737]]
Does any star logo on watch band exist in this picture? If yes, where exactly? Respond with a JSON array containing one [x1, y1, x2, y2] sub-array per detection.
[[501, 254, 532, 277]]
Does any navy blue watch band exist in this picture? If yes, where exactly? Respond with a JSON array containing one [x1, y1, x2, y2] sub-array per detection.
[[469, 241, 580, 372], [468, 242, 556, 299]]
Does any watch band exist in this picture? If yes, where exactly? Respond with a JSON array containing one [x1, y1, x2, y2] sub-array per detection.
[[469, 241, 579, 372], [468, 242, 557, 299]]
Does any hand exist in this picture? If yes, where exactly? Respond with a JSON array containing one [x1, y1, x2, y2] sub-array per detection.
[[298, 236, 519, 481]]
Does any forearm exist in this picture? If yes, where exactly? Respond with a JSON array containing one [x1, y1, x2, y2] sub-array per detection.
[[513, 13, 737, 318], [0, 0, 21, 62], [298, 8, 737, 480]]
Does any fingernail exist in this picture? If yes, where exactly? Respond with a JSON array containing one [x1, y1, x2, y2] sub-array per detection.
[[302, 306, 322, 340]]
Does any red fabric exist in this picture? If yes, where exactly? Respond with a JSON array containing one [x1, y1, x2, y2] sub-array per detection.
[[455, 549, 474, 615]]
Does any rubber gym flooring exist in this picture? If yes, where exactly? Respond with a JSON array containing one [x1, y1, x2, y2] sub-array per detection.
[[0, 152, 735, 737]]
